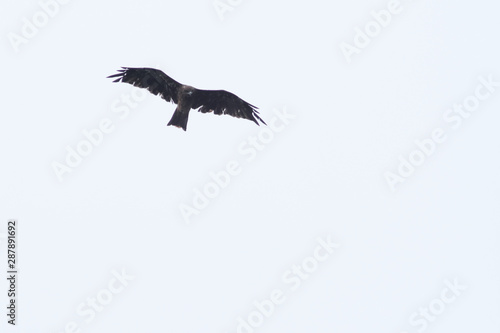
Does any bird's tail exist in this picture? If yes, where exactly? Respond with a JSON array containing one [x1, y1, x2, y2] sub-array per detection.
[[167, 108, 189, 131]]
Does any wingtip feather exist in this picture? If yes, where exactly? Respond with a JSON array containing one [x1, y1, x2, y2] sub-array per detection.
[[107, 73, 122, 78]]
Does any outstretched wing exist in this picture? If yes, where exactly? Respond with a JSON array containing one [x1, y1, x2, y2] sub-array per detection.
[[107, 67, 181, 104], [191, 89, 266, 126]]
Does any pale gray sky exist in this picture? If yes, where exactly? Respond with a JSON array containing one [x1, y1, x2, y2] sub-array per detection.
[[1, 0, 499, 332]]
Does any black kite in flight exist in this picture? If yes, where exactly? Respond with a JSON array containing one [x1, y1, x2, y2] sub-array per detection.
[[107, 67, 266, 131]]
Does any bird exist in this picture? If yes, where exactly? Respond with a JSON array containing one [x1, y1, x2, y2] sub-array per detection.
[[107, 67, 266, 131]]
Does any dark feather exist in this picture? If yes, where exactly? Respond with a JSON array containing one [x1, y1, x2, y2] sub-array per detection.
[[192, 89, 266, 125], [107, 67, 181, 104]]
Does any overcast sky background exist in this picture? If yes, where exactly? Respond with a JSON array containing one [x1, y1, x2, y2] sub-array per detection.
[[1, 0, 499, 332]]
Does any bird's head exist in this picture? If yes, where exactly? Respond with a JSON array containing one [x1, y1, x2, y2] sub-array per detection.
[[180, 85, 195, 95]]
